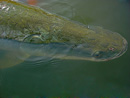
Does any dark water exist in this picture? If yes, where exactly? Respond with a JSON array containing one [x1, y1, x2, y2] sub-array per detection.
[[0, 0, 130, 97]]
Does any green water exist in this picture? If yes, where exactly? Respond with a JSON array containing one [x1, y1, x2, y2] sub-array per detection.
[[0, 0, 130, 97]]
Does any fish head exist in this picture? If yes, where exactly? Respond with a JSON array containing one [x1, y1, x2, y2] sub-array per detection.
[[82, 26, 128, 61], [66, 25, 128, 61]]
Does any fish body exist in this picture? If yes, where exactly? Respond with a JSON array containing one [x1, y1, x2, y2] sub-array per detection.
[[0, 0, 128, 62]]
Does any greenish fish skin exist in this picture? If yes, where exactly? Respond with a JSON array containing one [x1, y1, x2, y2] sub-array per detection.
[[0, 0, 128, 61]]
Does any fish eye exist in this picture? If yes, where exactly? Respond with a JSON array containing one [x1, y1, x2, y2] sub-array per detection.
[[93, 51, 104, 58]]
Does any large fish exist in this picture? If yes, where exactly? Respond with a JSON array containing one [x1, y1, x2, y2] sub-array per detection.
[[0, 0, 128, 68]]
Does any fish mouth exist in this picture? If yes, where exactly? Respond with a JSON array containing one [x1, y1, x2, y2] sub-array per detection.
[[99, 38, 128, 61], [116, 38, 128, 57], [108, 38, 128, 61]]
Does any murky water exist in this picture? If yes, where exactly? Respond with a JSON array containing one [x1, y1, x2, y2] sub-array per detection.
[[0, 0, 130, 97]]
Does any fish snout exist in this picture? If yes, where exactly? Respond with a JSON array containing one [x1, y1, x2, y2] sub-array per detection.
[[116, 38, 128, 57]]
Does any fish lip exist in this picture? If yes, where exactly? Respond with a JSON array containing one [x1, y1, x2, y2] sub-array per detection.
[[116, 38, 128, 57], [95, 38, 128, 62], [107, 38, 128, 61]]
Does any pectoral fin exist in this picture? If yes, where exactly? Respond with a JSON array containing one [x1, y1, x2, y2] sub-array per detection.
[[0, 50, 29, 69]]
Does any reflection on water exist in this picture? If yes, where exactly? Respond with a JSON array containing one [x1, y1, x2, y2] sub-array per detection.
[[0, 0, 130, 97]]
